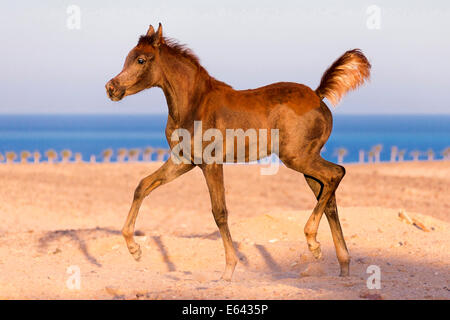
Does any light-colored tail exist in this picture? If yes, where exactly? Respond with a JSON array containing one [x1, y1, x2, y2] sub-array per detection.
[[316, 49, 371, 107]]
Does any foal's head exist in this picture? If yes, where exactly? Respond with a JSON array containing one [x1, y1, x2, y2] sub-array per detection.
[[105, 24, 166, 101]]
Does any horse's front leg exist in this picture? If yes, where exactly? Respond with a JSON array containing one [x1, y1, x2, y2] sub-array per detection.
[[201, 163, 238, 281], [122, 159, 194, 261]]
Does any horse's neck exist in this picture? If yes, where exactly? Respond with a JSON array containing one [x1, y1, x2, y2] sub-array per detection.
[[160, 54, 211, 124]]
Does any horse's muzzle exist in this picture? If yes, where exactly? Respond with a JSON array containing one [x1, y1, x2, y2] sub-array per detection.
[[105, 80, 125, 101]]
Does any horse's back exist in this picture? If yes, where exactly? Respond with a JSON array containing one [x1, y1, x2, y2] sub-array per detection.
[[224, 82, 322, 118], [199, 82, 328, 132]]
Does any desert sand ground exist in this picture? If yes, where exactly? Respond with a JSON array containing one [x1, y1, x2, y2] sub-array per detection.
[[0, 161, 449, 300]]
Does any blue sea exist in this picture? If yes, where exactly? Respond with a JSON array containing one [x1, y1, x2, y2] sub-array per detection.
[[0, 114, 448, 163]]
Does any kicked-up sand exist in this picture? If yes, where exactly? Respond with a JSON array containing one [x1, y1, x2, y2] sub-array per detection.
[[0, 161, 448, 299]]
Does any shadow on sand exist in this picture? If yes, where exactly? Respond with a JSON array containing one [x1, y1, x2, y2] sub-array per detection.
[[122, 245, 450, 299], [37, 227, 144, 267], [36, 228, 450, 299], [151, 235, 176, 272]]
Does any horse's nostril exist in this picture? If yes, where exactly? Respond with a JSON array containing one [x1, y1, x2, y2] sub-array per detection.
[[106, 83, 115, 96], [106, 80, 124, 100]]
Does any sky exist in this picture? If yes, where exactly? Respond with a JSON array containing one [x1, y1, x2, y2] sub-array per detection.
[[0, 0, 449, 114]]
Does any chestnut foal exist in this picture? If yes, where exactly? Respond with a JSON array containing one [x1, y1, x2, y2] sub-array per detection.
[[106, 24, 371, 281]]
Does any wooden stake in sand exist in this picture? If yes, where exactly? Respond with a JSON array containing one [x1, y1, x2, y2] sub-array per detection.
[[398, 210, 430, 232], [411, 218, 430, 232]]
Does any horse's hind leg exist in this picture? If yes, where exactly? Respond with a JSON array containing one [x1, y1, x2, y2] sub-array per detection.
[[301, 175, 324, 259], [304, 175, 350, 276], [122, 159, 194, 261], [284, 156, 349, 276], [201, 163, 238, 281]]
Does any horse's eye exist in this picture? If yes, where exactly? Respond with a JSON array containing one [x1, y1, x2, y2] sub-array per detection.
[[137, 58, 145, 64]]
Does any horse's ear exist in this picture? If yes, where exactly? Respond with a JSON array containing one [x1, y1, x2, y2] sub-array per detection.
[[146, 25, 155, 37], [153, 22, 165, 47]]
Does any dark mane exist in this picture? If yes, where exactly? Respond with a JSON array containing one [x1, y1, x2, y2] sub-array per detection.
[[138, 35, 232, 89], [138, 35, 201, 67]]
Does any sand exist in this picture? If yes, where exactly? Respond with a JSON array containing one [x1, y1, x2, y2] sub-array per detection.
[[0, 161, 448, 299]]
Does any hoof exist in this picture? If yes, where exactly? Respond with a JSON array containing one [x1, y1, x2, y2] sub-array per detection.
[[128, 244, 142, 261], [220, 275, 232, 282], [339, 267, 350, 277], [310, 246, 322, 260], [220, 266, 236, 282]]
